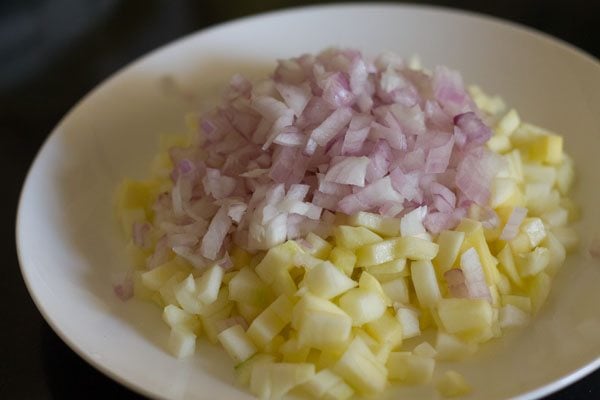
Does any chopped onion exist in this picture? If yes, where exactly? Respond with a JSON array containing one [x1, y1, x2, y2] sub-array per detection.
[[132, 222, 152, 249], [143, 48, 507, 260], [113, 273, 133, 302], [200, 206, 232, 260], [216, 316, 249, 333], [454, 112, 492, 145], [499, 207, 528, 241], [460, 248, 492, 301], [309, 107, 353, 148], [324, 156, 371, 187], [444, 268, 469, 298]]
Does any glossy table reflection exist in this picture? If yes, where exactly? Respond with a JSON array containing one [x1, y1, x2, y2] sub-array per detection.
[[1, 0, 598, 398]]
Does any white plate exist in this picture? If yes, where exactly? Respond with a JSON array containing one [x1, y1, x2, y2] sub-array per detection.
[[16, 4, 600, 400]]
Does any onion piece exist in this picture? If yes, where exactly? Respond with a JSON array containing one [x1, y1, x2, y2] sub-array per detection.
[[444, 268, 469, 298], [275, 81, 312, 117], [454, 112, 492, 146], [309, 107, 353, 147], [338, 176, 403, 215], [425, 135, 454, 174], [323, 156, 371, 187], [499, 207, 528, 241], [341, 115, 372, 155], [456, 149, 504, 206], [460, 248, 492, 301], [216, 316, 249, 333], [113, 272, 134, 302], [200, 206, 233, 260], [132, 222, 152, 249], [202, 168, 237, 200]]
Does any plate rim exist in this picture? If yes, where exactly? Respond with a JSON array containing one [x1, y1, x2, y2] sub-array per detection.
[[15, 3, 600, 400]]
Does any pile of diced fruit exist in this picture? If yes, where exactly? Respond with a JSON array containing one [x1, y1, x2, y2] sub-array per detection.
[[114, 49, 578, 399]]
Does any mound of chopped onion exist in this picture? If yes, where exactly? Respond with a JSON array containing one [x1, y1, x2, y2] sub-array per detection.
[[155, 48, 504, 267]]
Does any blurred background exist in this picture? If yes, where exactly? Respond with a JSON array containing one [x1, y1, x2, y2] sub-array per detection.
[[1, 0, 598, 399]]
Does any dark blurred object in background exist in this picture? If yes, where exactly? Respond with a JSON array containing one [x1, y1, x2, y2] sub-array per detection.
[[0, 0, 118, 91], [0, 1, 598, 399]]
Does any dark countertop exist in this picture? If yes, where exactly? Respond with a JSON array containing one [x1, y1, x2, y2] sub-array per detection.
[[1, 1, 598, 399]]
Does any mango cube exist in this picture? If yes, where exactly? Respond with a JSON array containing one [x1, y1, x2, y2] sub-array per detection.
[[334, 225, 382, 250], [529, 134, 563, 165], [395, 236, 439, 260], [305, 261, 357, 299], [329, 246, 357, 276], [292, 294, 352, 350], [434, 230, 465, 275], [436, 370, 472, 397], [355, 239, 398, 266], [387, 352, 435, 384], [333, 337, 388, 395], [347, 211, 400, 236], [255, 241, 303, 284], [167, 325, 196, 358], [247, 295, 294, 349], [364, 311, 403, 349], [339, 288, 387, 326], [437, 298, 493, 338], [411, 260, 442, 309], [217, 324, 258, 364]]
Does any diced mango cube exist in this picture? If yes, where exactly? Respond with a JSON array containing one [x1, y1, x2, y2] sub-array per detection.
[[280, 336, 310, 363], [436, 370, 472, 397], [501, 294, 532, 314], [556, 155, 575, 194], [217, 324, 257, 364], [339, 288, 387, 326], [329, 246, 357, 276], [333, 337, 388, 395], [516, 247, 550, 277], [364, 311, 403, 349], [395, 307, 421, 339], [437, 298, 493, 338], [528, 272, 551, 314], [167, 325, 196, 358], [395, 236, 439, 260], [142, 259, 190, 291], [247, 295, 294, 349], [387, 352, 435, 384], [305, 232, 333, 259], [334, 225, 382, 250], [434, 230, 465, 275], [347, 211, 400, 236], [255, 241, 303, 284], [228, 266, 273, 309], [302, 369, 352, 399], [529, 134, 563, 165], [521, 218, 546, 247], [434, 331, 477, 361], [355, 239, 398, 266], [411, 260, 442, 309], [304, 261, 357, 299], [495, 109, 520, 136], [293, 294, 352, 350], [413, 342, 437, 358], [381, 278, 410, 304]]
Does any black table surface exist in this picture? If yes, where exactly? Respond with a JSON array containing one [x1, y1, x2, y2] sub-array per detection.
[[1, 1, 598, 399]]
